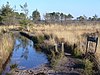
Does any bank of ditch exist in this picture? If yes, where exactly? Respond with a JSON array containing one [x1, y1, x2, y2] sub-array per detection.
[[0, 32, 14, 73]]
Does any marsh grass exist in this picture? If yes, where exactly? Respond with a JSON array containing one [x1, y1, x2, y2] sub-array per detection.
[[0, 33, 14, 71], [83, 59, 94, 75]]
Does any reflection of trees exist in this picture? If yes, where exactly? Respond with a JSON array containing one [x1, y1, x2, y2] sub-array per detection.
[[14, 35, 31, 60], [21, 48, 29, 60]]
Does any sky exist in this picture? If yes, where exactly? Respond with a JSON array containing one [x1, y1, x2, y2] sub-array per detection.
[[0, 0, 100, 19]]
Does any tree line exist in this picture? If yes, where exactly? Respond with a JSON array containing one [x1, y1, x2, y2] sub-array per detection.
[[0, 2, 100, 25]]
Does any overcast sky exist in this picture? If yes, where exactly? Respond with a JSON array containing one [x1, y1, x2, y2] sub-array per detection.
[[0, 0, 100, 18]]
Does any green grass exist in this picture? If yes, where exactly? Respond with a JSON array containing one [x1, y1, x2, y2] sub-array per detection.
[[84, 59, 93, 75]]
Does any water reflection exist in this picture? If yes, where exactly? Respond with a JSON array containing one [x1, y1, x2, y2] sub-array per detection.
[[15, 36, 30, 60], [2, 34, 48, 74]]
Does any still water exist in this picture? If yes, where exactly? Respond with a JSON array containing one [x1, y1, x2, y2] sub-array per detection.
[[2, 35, 48, 74]]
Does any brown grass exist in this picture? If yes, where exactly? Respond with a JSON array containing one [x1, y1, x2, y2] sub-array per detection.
[[29, 24, 99, 44], [0, 33, 14, 71]]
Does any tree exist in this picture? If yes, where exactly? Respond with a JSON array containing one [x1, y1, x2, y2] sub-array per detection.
[[77, 16, 85, 21], [0, 2, 15, 25], [67, 14, 73, 20], [44, 13, 51, 22], [55, 12, 60, 22], [19, 13, 26, 19], [97, 18, 100, 21], [88, 17, 92, 21], [32, 9, 41, 22], [60, 13, 64, 23], [64, 14, 68, 21], [92, 14, 98, 21], [20, 3, 29, 26], [83, 15, 87, 21], [20, 3, 28, 19]]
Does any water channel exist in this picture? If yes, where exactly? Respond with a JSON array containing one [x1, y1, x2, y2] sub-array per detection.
[[2, 34, 48, 74]]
